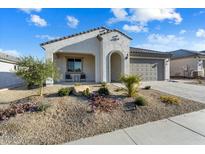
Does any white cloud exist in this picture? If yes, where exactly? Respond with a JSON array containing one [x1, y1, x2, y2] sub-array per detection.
[[66, 16, 79, 28], [19, 8, 42, 14], [30, 14, 47, 27], [108, 8, 182, 25], [35, 35, 59, 40], [130, 8, 182, 24], [193, 10, 205, 16], [108, 8, 128, 24], [179, 29, 186, 34], [136, 32, 205, 51], [136, 33, 186, 51], [123, 24, 148, 33], [0, 48, 21, 57], [148, 33, 185, 44], [196, 29, 205, 38]]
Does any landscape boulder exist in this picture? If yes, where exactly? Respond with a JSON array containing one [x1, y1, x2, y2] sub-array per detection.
[[73, 85, 90, 96]]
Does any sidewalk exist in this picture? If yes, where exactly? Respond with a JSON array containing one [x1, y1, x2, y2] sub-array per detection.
[[66, 109, 205, 145]]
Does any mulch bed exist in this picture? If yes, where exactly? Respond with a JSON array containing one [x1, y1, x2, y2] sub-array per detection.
[[0, 85, 205, 144]]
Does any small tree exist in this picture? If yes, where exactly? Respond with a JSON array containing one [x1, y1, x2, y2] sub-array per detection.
[[16, 56, 59, 96], [120, 74, 141, 97]]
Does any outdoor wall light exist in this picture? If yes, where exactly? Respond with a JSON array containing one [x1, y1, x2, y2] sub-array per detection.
[[125, 53, 128, 59]]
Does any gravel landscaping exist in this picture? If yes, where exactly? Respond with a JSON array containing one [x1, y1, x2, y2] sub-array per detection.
[[0, 84, 205, 144]]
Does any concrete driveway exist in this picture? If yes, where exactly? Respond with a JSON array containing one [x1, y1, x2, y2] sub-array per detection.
[[141, 81, 205, 104]]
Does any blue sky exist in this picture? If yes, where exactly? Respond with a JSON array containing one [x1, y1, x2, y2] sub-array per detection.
[[0, 8, 205, 58]]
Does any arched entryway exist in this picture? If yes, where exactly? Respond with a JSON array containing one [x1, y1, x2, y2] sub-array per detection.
[[110, 51, 124, 82]]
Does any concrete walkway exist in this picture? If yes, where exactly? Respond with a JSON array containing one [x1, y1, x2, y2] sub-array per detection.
[[67, 109, 205, 145]]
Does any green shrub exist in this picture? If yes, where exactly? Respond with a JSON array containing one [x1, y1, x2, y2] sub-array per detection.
[[74, 83, 81, 86], [114, 87, 124, 92], [58, 87, 72, 97], [37, 103, 51, 112], [98, 87, 109, 96], [120, 75, 141, 97], [160, 95, 180, 105], [144, 86, 151, 90], [15, 56, 59, 96], [100, 82, 107, 88], [197, 79, 202, 84], [82, 88, 91, 97], [134, 96, 147, 106]]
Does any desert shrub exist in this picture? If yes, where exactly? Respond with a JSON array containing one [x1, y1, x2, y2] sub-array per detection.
[[120, 75, 141, 97], [58, 87, 72, 97], [144, 85, 151, 90], [89, 96, 119, 112], [101, 82, 107, 88], [82, 88, 91, 98], [0, 103, 39, 121], [134, 96, 147, 106], [197, 79, 202, 84], [160, 95, 180, 105], [74, 83, 81, 86], [37, 103, 51, 112], [98, 87, 109, 96], [114, 87, 124, 92], [15, 56, 59, 96]]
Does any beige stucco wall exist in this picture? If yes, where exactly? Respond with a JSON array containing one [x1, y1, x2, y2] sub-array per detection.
[[99, 31, 131, 82], [54, 53, 95, 82], [0, 60, 23, 88], [43, 28, 131, 83], [170, 57, 198, 77], [0, 60, 15, 72]]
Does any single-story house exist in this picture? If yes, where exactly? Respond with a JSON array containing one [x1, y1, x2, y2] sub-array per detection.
[[170, 49, 205, 78], [40, 26, 171, 84], [0, 52, 23, 89]]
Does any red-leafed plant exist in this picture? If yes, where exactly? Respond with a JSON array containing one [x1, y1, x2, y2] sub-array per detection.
[[89, 95, 119, 112]]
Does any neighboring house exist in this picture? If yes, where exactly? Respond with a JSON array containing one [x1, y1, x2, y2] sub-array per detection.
[[40, 26, 171, 84], [0, 52, 23, 89], [170, 49, 205, 78]]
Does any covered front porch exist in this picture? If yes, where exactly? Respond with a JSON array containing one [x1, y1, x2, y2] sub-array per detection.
[[54, 52, 96, 83]]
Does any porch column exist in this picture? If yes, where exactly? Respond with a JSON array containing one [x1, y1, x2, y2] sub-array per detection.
[[95, 54, 100, 83]]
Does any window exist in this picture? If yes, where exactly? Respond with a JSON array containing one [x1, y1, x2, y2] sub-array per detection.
[[67, 58, 82, 72]]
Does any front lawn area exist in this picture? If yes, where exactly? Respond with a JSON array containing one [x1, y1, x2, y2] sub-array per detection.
[[0, 84, 205, 144]]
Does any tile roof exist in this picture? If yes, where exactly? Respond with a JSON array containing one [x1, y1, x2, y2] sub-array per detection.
[[170, 49, 205, 59], [40, 26, 132, 47], [0, 52, 19, 63], [98, 29, 132, 40], [40, 26, 109, 46], [130, 47, 171, 58]]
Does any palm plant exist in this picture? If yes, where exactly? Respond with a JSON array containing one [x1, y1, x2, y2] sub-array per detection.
[[120, 74, 141, 97]]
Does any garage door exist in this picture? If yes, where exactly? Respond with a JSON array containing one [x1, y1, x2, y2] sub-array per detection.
[[130, 58, 165, 81]]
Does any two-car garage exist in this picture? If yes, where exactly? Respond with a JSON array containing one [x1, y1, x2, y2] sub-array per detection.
[[129, 47, 171, 81]]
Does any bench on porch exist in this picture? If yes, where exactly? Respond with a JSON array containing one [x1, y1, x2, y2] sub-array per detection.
[[65, 73, 86, 82]]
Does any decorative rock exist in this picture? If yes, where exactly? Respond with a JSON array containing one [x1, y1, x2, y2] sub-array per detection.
[[73, 85, 90, 96]]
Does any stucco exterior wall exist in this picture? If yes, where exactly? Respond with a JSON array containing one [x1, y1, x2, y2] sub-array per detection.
[[164, 58, 170, 80], [100, 31, 131, 82], [0, 61, 23, 89], [45, 36, 101, 83], [196, 58, 205, 77], [170, 57, 198, 77], [54, 53, 95, 82]]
